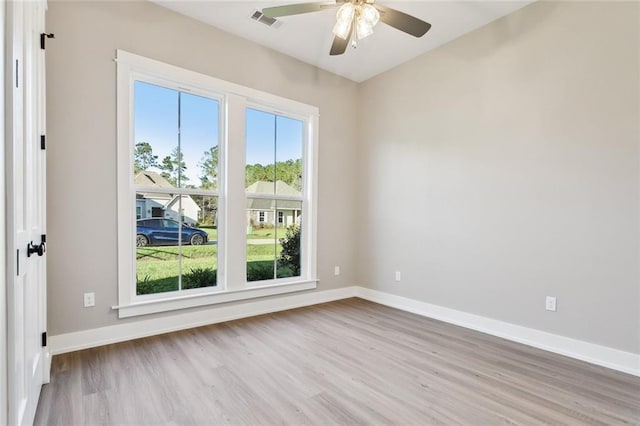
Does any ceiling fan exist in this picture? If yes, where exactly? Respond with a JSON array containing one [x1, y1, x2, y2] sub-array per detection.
[[261, 0, 432, 56]]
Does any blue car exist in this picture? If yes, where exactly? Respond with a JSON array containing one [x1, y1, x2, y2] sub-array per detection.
[[136, 218, 209, 247]]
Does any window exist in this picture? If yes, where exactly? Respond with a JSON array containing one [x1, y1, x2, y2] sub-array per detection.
[[117, 51, 318, 317], [246, 108, 303, 281], [132, 81, 219, 297]]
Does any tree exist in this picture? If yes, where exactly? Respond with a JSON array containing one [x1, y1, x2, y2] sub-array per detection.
[[278, 225, 301, 276], [198, 146, 219, 189], [244, 159, 302, 189], [133, 142, 158, 174], [160, 156, 175, 186], [160, 147, 188, 186], [276, 159, 302, 190], [245, 163, 268, 187]]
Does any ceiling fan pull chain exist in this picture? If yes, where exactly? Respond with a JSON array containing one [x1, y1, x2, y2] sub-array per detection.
[[351, 15, 358, 48]]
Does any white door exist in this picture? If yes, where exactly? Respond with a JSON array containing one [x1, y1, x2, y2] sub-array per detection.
[[6, 1, 49, 425]]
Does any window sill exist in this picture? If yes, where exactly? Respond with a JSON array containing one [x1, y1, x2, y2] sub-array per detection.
[[113, 279, 318, 318]]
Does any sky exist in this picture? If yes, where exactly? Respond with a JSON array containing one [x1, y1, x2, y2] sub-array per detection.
[[134, 81, 303, 187]]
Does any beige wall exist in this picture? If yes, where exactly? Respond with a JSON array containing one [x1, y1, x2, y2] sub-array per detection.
[[357, 1, 640, 353], [46, 0, 359, 334]]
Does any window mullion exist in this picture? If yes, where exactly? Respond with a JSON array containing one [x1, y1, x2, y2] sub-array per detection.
[[224, 94, 248, 290]]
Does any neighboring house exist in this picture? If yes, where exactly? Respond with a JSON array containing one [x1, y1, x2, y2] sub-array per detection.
[[246, 180, 301, 227], [135, 171, 201, 226]]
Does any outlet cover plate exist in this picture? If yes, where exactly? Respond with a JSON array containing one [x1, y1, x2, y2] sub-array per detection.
[[84, 292, 96, 308], [545, 296, 557, 312]]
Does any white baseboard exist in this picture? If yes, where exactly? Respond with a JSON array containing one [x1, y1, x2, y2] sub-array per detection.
[[49, 286, 357, 355], [49, 285, 640, 377], [355, 287, 640, 377]]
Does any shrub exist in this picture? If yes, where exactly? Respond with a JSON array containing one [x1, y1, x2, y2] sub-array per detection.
[[246, 261, 274, 281], [276, 265, 294, 278], [183, 267, 217, 289], [136, 275, 178, 295], [278, 225, 300, 276], [136, 274, 153, 294]]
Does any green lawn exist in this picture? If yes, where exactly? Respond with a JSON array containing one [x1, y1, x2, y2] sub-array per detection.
[[200, 226, 217, 241], [136, 243, 287, 295], [247, 226, 290, 240], [197, 226, 289, 241]]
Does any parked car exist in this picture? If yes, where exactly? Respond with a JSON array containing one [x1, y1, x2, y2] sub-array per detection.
[[136, 218, 208, 247]]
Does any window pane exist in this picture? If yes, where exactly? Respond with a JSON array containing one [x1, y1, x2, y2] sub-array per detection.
[[246, 108, 304, 283], [275, 200, 302, 279], [183, 196, 218, 290], [134, 82, 220, 191], [135, 194, 218, 294], [179, 92, 219, 190], [246, 108, 276, 194], [133, 81, 178, 185], [275, 115, 303, 194], [135, 191, 181, 295], [246, 199, 301, 282], [246, 109, 303, 197]]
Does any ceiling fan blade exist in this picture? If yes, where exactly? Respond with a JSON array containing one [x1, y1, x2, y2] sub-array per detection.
[[262, 2, 339, 18], [329, 36, 347, 56], [329, 25, 352, 56], [375, 5, 431, 38]]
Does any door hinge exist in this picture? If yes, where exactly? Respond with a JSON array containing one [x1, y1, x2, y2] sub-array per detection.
[[40, 135, 46, 150], [42, 332, 47, 347], [16, 250, 20, 276], [42, 234, 47, 243], [40, 33, 55, 50]]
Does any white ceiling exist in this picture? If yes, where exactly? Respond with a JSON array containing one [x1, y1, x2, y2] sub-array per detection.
[[152, 0, 534, 82]]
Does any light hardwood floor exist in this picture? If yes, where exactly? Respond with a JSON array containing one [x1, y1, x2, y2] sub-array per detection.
[[35, 298, 640, 425]]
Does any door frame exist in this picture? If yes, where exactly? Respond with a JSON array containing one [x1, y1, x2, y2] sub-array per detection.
[[1, 0, 8, 424], [4, 1, 49, 424]]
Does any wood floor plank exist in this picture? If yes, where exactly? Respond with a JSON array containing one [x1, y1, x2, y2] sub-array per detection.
[[35, 298, 640, 425]]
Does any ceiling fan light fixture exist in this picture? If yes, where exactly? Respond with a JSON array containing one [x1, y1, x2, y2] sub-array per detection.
[[332, 19, 352, 39], [335, 2, 355, 23], [359, 4, 380, 27], [333, 2, 356, 39], [355, 18, 374, 39]]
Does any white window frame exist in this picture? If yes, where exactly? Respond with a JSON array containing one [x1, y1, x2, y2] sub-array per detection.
[[115, 51, 318, 318]]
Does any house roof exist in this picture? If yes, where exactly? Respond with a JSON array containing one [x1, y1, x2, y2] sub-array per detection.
[[246, 181, 301, 210], [135, 175, 299, 211], [245, 180, 301, 197], [135, 171, 176, 200], [166, 194, 200, 212], [135, 171, 174, 189]]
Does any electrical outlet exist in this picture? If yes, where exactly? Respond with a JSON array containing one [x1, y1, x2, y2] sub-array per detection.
[[395, 271, 401, 282], [334, 266, 340, 276], [84, 292, 95, 308], [545, 296, 557, 312]]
